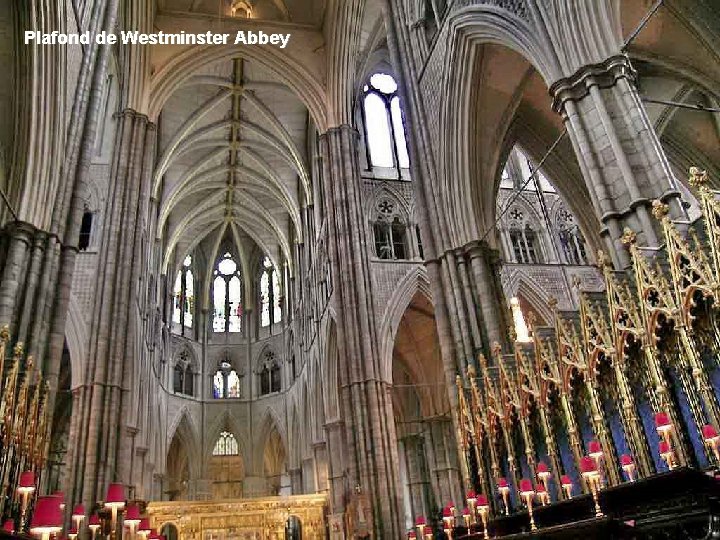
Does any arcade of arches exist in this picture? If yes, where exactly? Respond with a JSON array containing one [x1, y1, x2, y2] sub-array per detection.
[[0, 0, 719, 538]]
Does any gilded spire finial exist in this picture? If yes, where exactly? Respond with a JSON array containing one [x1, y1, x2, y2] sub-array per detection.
[[597, 249, 610, 269], [652, 199, 669, 220], [621, 228, 637, 246], [491, 341, 502, 356], [13, 342, 24, 357], [0, 325, 9, 342], [689, 167, 708, 188], [467, 364, 476, 379]]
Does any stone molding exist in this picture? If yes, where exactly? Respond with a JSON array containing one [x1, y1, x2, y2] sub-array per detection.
[[550, 55, 636, 113]]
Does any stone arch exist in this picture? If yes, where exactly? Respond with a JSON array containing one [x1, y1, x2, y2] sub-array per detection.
[[501, 270, 555, 324], [366, 184, 412, 224], [165, 411, 202, 499], [437, 5, 563, 248], [378, 266, 433, 383], [321, 316, 341, 423], [204, 410, 247, 463], [253, 407, 289, 465], [503, 131, 603, 259]]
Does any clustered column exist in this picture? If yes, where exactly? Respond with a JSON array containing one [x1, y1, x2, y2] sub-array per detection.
[[64, 111, 156, 509], [551, 55, 685, 268], [319, 125, 403, 537]]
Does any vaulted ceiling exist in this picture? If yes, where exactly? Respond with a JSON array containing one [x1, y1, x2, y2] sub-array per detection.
[[157, 0, 327, 27], [156, 56, 310, 275]]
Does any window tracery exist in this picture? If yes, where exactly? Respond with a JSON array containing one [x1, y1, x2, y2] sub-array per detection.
[[258, 351, 281, 396], [362, 73, 410, 172], [213, 355, 243, 399], [260, 256, 282, 328], [173, 349, 195, 396], [555, 205, 588, 265], [79, 209, 93, 251], [372, 197, 409, 260], [172, 256, 194, 333], [213, 253, 242, 333], [506, 207, 543, 264], [213, 431, 239, 456]]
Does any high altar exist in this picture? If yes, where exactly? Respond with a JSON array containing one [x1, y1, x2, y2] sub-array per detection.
[[147, 495, 327, 540]]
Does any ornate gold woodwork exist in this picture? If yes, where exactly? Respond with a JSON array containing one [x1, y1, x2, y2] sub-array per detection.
[[147, 495, 327, 540], [452, 169, 720, 505]]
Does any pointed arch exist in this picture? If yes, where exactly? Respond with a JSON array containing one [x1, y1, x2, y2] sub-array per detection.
[[378, 267, 434, 383], [321, 316, 341, 423], [165, 409, 202, 480], [252, 407, 288, 471], [205, 410, 247, 463]]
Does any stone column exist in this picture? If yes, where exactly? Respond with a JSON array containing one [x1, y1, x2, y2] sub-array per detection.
[[551, 56, 685, 267], [319, 125, 403, 537], [324, 420, 346, 514], [64, 111, 156, 508], [302, 457, 316, 493], [424, 418, 463, 509], [313, 441, 329, 494], [467, 242, 511, 353], [401, 434, 431, 522], [289, 468, 303, 494]]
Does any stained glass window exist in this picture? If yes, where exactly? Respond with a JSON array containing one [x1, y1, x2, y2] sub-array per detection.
[[172, 256, 193, 333], [213, 253, 242, 333], [260, 257, 282, 328]]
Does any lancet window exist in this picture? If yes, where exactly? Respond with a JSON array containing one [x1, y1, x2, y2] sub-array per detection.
[[260, 257, 282, 328], [172, 256, 194, 332], [213, 253, 243, 333], [362, 73, 410, 172]]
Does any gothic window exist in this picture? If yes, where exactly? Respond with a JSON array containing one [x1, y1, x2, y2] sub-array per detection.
[[173, 350, 194, 397], [227, 370, 241, 398], [79, 211, 93, 251], [510, 229, 525, 263], [184, 365, 194, 396], [259, 351, 281, 396], [391, 218, 407, 259], [213, 253, 243, 333], [260, 257, 282, 328], [508, 224, 542, 264], [172, 256, 194, 333], [214, 358, 242, 399], [173, 364, 183, 393], [374, 222, 392, 259], [213, 371, 224, 399], [524, 226, 540, 264], [416, 225, 424, 260], [372, 198, 409, 261], [556, 208, 588, 265], [213, 431, 239, 456], [363, 73, 410, 171], [558, 228, 587, 265]]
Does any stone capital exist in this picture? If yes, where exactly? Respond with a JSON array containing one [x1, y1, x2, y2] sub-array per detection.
[[550, 54, 635, 113]]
